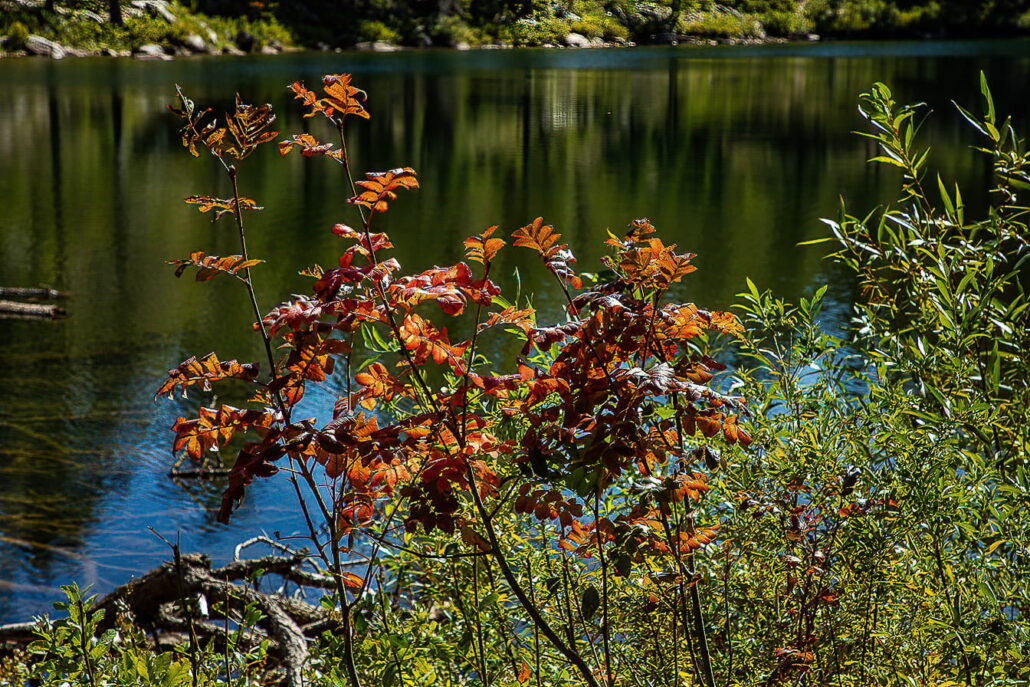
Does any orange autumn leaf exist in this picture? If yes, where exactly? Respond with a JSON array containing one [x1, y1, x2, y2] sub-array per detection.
[[478, 306, 536, 336], [184, 195, 263, 219], [166, 251, 264, 282], [288, 75, 370, 122], [709, 310, 745, 337], [511, 217, 581, 288], [354, 362, 412, 409], [349, 168, 419, 213], [156, 353, 260, 399], [398, 313, 468, 371], [464, 226, 506, 265], [517, 659, 530, 684], [169, 89, 277, 160], [339, 571, 365, 589], [320, 74, 371, 120], [278, 133, 339, 159], [169, 405, 275, 462]]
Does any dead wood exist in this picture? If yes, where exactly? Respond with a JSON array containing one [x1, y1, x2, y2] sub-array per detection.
[[0, 548, 355, 687], [0, 300, 66, 319], [0, 622, 38, 644], [168, 466, 232, 478], [0, 287, 68, 300]]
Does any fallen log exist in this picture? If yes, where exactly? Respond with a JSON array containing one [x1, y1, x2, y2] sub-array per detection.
[[0, 622, 37, 645], [0, 300, 66, 319], [0, 287, 68, 300], [168, 467, 232, 479]]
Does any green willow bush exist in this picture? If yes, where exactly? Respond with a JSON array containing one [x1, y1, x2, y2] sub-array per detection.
[[718, 75, 1030, 683], [4, 75, 1028, 686]]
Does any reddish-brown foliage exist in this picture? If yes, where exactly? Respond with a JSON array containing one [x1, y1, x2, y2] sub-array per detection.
[[160, 81, 753, 687]]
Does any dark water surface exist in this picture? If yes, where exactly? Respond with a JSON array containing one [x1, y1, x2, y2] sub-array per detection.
[[2, 40, 1029, 622]]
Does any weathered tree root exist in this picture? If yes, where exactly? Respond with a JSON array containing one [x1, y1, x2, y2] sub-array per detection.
[[0, 550, 352, 687]]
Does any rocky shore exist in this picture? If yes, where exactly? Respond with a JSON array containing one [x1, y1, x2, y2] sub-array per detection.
[[0, 28, 807, 61]]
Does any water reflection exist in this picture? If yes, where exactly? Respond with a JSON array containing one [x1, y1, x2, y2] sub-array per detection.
[[1, 41, 1028, 622]]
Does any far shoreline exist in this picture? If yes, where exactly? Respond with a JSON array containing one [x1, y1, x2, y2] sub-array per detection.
[[6, 30, 1030, 62]]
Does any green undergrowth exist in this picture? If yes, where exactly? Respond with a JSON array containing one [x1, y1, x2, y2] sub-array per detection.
[[0, 0, 294, 53], [3, 0, 1029, 54]]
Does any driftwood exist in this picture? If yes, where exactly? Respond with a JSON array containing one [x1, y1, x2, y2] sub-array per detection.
[[0, 286, 69, 319], [168, 466, 232, 479], [0, 300, 66, 319], [0, 544, 363, 687], [0, 287, 68, 300]]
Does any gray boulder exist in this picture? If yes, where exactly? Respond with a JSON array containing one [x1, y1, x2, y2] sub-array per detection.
[[564, 32, 590, 48], [133, 43, 171, 60], [129, 0, 176, 23], [181, 33, 209, 53], [355, 41, 400, 52], [25, 35, 66, 59]]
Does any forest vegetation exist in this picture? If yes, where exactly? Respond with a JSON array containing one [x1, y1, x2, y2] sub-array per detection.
[[3, 0, 1030, 56], [0, 69, 1027, 686]]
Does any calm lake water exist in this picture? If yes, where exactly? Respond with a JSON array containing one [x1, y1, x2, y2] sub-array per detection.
[[2, 40, 1030, 622]]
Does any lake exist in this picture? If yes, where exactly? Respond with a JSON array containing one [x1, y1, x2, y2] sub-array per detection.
[[1, 40, 1029, 623]]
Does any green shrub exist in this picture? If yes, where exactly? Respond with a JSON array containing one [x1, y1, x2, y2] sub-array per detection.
[[570, 17, 604, 37], [570, 13, 630, 40], [5, 20, 30, 50], [497, 13, 570, 45], [356, 19, 402, 44], [430, 15, 482, 46], [810, 0, 898, 33], [894, 0, 941, 30], [680, 9, 766, 37], [762, 8, 813, 35]]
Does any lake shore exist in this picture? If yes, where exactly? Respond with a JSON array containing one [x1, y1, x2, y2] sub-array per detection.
[[3, 0, 1028, 61], [0, 32, 802, 61]]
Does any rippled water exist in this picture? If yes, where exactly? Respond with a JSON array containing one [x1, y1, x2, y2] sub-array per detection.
[[1, 40, 1029, 622]]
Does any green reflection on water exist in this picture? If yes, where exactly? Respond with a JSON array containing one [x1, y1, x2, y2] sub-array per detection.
[[1, 41, 1028, 621]]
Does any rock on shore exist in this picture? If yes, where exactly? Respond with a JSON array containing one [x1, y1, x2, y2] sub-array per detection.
[[25, 35, 66, 59]]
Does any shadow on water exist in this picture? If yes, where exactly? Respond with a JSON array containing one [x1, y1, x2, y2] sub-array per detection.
[[0, 40, 1029, 621]]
